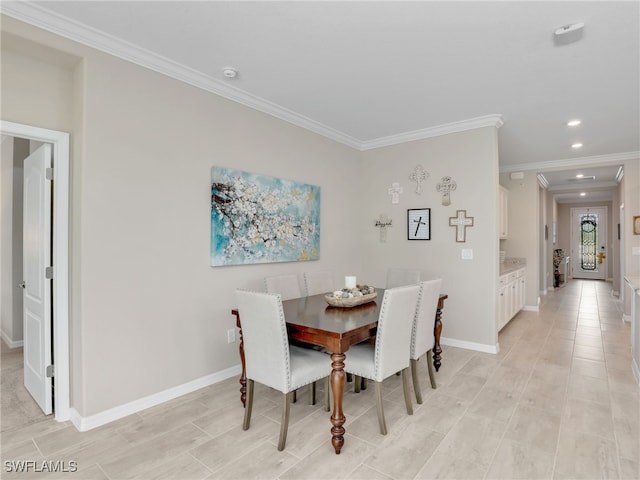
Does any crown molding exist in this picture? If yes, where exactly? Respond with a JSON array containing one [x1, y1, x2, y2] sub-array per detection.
[[2, 3, 507, 153], [547, 180, 620, 192], [500, 151, 640, 173], [359, 114, 504, 151], [1, 2, 363, 149]]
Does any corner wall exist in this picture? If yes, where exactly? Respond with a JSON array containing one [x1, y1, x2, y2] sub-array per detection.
[[359, 127, 500, 351]]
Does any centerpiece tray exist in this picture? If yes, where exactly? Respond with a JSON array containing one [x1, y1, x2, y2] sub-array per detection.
[[324, 291, 377, 308]]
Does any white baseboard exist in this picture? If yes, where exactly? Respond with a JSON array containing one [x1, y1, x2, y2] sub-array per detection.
[[69, 364, 242, 432], [1, 330, 23, 349], [632, 358, 640, 386], [440, 336, 499, 354], [523, 305, 539, 312]]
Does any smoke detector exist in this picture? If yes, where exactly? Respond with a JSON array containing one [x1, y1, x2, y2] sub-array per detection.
[[555, 22, 585, 36], [222, 67, 238, 79]]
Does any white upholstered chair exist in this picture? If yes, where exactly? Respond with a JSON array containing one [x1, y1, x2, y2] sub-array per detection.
[[264, 274, 302, 301], [410, 278, 443, 403], [235, 290, 331, 451], [386, 268, 421, 288], [304, 271, 334, 296], [343, 284, 420, 435]]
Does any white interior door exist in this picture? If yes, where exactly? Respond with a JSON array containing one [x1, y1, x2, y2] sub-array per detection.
[[571, 206, 607, 280], [23, 143, 53, 415]]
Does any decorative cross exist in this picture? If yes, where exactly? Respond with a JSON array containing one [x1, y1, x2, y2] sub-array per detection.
[[436, 176, 457, 206], [374, 214, 393, 243], [387, 182, 404, 204], [409, 165, 429, 195], [449, 210, 474, 242]]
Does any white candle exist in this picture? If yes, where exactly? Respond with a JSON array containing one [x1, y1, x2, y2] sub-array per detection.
[[345, 276, 357, 289]]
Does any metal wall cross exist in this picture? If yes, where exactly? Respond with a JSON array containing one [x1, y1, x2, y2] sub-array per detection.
[[387, 182, 404, 204], [436, 176, 457, 206], [449, 209, 474, 242], [409, 165, 429, 194], [374, 214, 393, 242]]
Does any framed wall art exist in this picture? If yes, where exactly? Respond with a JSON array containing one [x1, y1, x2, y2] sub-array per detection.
[[634, 215, 640, 235], [407, 208, 431, 240], [211, 166, 320, 266]]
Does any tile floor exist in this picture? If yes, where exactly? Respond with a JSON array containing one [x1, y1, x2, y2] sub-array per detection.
[[1, 279, 638, 479]]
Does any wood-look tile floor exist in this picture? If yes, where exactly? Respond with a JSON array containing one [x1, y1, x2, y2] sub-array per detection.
[[1, 279, 639, 479]]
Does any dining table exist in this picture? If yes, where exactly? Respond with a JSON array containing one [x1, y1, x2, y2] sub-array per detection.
[[231, 289, 448, 454]]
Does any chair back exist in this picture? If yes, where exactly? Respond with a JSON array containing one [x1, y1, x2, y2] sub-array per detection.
[[373, 284, 420, 381], [235, 290, 291, 393], [386, 268, 421, 288], [411, 278, 443, 360], [304, 271, 333, 296], [264, 274, 302, 301]]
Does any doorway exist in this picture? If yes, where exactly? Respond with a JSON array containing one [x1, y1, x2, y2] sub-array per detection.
[[571, 206, 608, 280], [0, 121, 70, 422]]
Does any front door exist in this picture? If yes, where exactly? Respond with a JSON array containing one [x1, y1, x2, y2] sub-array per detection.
[[571, 206, 607, 280], [23, 143, 53, 415]]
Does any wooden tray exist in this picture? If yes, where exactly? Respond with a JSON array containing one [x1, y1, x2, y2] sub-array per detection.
[[324, 291, 377, 308]]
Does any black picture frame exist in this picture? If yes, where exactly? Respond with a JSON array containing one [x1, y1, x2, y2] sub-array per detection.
[[407, 208, 431, 240]]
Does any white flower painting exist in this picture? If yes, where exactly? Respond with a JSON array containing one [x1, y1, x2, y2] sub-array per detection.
[[211, 167, 320, 266]]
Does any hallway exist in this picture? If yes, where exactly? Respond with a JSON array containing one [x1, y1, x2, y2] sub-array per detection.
[[1, 279, 638, 479]]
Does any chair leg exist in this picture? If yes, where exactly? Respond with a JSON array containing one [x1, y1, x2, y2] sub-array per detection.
[[309, 381, 316, 405], [278, 391, 293, 451], [426, 350, 437, 389], [411, 358, 423, 404], [361, 378, 367, 390], [292, 389, 297, 403], [354, 375, 361, 393], [401, 367, 413, 415], [243, 379, 254, 430], [374, 381, 387, 435]]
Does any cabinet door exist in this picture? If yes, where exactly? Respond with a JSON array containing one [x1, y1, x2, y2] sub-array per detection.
[[498, 284, 508, 330]]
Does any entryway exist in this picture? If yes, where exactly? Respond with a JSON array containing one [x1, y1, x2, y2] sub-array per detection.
[[571, 206, 608, 280], [0, 121, 70, 423]]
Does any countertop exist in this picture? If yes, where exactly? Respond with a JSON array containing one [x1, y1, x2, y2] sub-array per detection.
[[500, 258, 526, 276]]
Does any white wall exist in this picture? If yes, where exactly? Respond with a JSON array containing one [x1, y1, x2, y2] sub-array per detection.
[[359, 127, 500, 351], [2, 17, 363, 417]]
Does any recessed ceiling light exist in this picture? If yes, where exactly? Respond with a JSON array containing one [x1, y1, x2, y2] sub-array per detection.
[[576, 174, 584, 178], [580, 192, 586, 196], [572, 143, 583, 149], [567, 119, 581, 127]]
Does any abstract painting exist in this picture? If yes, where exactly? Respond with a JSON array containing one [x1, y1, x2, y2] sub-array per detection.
[[211, 166, 320, 266]]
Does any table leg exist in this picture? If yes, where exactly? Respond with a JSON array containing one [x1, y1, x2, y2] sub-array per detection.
[[433, 307, 443, 372], [236, 315, 246, 407], [330, 352, 346, 454]]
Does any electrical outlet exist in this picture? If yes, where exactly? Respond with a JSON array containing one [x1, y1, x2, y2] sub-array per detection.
[[227, 328, 236, 344]]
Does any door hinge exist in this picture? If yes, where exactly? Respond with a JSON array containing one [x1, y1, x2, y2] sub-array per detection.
[[46, 167, 54, 181], [45, 266, 54, 279], [46, 365, 55, 378]]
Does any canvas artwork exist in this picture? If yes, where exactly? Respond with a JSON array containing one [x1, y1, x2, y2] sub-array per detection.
[[211, 166, 320, 266]]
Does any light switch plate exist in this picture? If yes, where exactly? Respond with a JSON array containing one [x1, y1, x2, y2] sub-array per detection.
[[461, 249, 473, 260]]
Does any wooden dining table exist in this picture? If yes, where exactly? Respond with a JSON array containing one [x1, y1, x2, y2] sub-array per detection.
[[231, 289, 448, 454]]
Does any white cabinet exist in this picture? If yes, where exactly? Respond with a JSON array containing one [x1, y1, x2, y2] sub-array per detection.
[[499, 186, 508, 239], [498, 267, 525, 331]]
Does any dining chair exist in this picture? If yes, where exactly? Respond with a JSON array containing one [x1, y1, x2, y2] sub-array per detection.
[[410, 278, 444, 403], [386, 268, 421, 288], [304, 271, 334, 296], [343, 284, 420, 435], [264, 274, 302, 300], [235, 289, 331, 451]]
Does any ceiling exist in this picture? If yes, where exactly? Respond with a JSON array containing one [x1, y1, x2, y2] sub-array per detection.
[[3, 1, 638, 203]]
